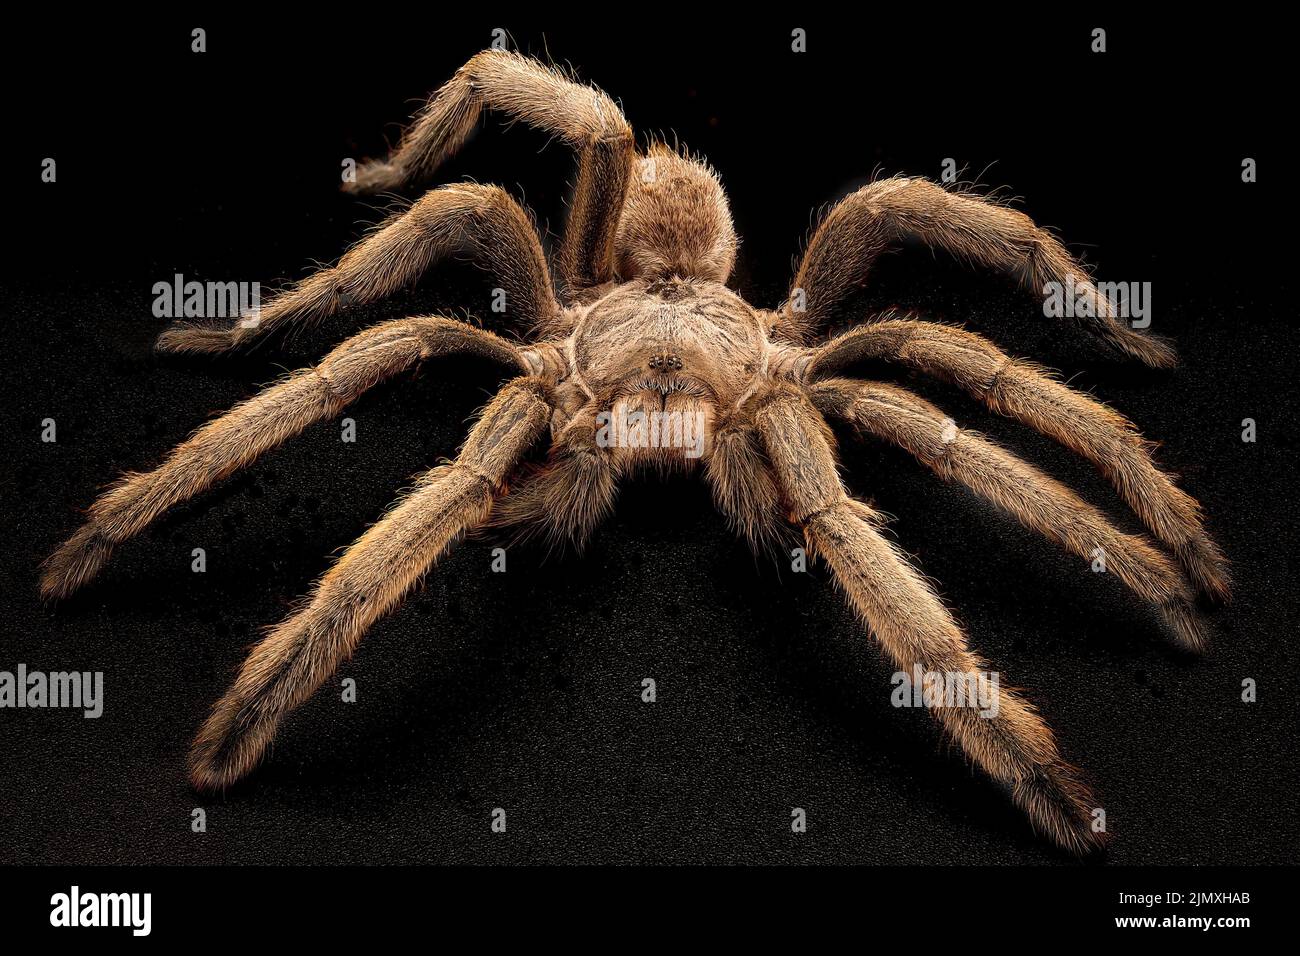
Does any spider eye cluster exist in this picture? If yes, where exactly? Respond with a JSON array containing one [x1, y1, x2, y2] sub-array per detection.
[[645, 277, 695, 302], [648, 354, 684, 371]]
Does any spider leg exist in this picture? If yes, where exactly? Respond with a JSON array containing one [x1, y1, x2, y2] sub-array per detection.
[[784, 176, 1174, 367], [807, 319, 1230, 601], [752, 383, 1107, 854], [347, 49, 634, 299], [41, 317, 529, 600], [188, 376, 551, 789], [809, 378, 1204, 649], [156, 183, 559, 354]]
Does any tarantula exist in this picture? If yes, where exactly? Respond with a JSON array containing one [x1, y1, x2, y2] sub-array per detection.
[[42, 50, 1228, 855]]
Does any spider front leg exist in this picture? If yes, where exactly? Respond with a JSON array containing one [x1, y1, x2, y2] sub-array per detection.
[[189, 376, 552, 789], [157, 183, 559, 354], [808, 318, 1230, 600], [752, 382, 1107, 854], [809, 378, 1204, 650], [783, 176, 1174, 368], [347, 49, 635, 298], [42, 316, 530, 599]]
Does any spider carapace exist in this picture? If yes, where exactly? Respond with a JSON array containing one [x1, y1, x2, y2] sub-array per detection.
[[558, 277, 772, 447], [42, 50, 1228, 856]]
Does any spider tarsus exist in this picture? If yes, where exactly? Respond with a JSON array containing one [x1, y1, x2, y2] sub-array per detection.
[[341, 161, 401, 195], [154, 323, 240, 355], [1012, 761, 1111, 857], [188, 699, 263, 793], [1114, 329, 1178, 370], [1178, 536, 1233, 605], [186, 748, 245, 794], [39, 525, 112, 601], [186, 758, 232, 794], [1159, 601, 1208, 654]]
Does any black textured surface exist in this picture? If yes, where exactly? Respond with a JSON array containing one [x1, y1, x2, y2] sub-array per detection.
[[1, 14, 1294, 864]]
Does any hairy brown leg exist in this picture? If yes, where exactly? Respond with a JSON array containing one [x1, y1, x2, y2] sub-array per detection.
[[809, 378, 1205, 650], [807, 319, 1229, 600], [156, 184, 553, 356], [189, 376, 552, 789], [157, 183, 558, 354], [42, 317, 529, 599], [347, 49, 634, 298], [753, 382, 1108, 854], [784, 176, 1174, 367]]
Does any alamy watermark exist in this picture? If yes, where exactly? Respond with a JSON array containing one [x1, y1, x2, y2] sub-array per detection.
[[152, 273, 261, 327], [891, 665, 1000, 717], [0, 664, 103, 717], [1043, 274, 1151, 329], [50, 886, 151, 936], [596, 408, 706, 459]]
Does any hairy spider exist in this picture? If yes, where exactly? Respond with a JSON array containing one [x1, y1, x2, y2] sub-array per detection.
[[42, 50, 1228, 855]]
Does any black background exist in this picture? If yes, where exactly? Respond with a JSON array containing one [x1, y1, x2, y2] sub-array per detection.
[[1, 12, 1294, 865]]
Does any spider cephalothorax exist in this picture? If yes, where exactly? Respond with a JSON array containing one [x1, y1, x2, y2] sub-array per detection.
[[42, 50, 1229, 856]]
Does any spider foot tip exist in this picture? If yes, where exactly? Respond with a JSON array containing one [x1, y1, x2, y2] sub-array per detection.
[[343, 161, 405, 196], [187, 762, 230, 795], [1061, 823, 1112, 858], [1159, 601, 1209, 654], [1038, 809, 1111, 857], [189, 697, 272, 793], [1121, 331, 1179, 370], [37, 571, 75, 603], [155, 324, 240, 355], [1010, 760, 1110, 857], [187, 742, 247, 794], [1178, 539, 1233, 605], [39, 528, 111, 602]]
